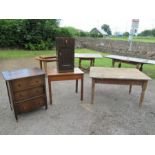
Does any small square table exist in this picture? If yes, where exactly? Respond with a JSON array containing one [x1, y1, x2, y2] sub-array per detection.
[[47, 68, 84, 104], [90, 67, 151, 107], [75, 53, 102, 71]]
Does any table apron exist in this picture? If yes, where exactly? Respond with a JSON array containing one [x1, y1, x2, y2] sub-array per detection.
[[48, 74, 83, 81], [93, 78, 147, 86], [113, 59, 143, 65]]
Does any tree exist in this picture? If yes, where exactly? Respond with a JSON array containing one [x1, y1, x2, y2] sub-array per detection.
[[101, 24, 112, 35], [0, 19, 62, 50], [123, 32, 129, 36], [138, 30, 152, 36]]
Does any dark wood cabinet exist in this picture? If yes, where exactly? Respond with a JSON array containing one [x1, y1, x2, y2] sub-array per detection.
[[56, 37, 75, 72], [2, 68, 47, 121]]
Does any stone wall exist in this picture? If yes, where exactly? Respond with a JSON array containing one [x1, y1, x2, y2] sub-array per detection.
[[75, 37, 155, 59]]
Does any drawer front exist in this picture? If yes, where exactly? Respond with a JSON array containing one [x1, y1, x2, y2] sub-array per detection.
[[12, 76, 45, 92], [14, 87, 45, 102], [16, 96, 46, 114]]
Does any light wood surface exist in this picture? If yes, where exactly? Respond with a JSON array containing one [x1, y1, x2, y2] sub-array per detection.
[[90, 67, 151, 80], [75, 53, 102, 58], [105, 55, 155, 64], [90, 67, 151, 106]]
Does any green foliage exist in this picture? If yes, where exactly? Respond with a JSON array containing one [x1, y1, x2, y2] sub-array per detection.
[[0, 19, 65, 50], [138, 30, 153, 36], [138, 28, 155, 37], [79, 30, 89, 37], [63, 26, 80, 36], [123, 32, 129, 36], [90, 28, 103, 38], [101, 24, 112, 35], [60, 26, 90, 37]]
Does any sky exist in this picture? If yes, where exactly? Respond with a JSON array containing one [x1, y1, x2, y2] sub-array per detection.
[[60, 18, 155, 34], [1, 0, 155, 34]]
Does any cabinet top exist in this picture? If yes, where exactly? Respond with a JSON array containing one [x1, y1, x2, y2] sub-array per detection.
[[2, 68, 45, 81]]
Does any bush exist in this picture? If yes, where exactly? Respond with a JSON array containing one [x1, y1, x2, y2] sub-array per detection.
[[0, 19, 60, 50]]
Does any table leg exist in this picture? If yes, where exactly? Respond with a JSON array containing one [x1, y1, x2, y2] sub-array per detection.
[[112, 59, 115, 67], [129, 84, 132, 94], [81, 76, 84, 100], [140, 64, 143, 71], [93, 59, 95, 66], [118, 62, 122, 68], [136, 64, 140, 70], [79, 58, 81, 68], [139, 81, 148, 107], [39, 60, 43, 69], [48, 81, 52, 105], [76, 79, 78, 93], [43, 62, 47, 73], [91, 78, 95, 104]]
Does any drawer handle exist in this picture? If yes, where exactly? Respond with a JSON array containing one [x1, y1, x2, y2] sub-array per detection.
[[35, 81, 39, 83], [18, 84, 21, 87]]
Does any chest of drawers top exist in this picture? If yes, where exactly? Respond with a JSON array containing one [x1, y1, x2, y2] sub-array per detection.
[[2, 68, 45, 81]]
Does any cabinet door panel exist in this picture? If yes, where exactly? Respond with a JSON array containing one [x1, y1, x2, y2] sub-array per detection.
[[56, 37, 75, 72]]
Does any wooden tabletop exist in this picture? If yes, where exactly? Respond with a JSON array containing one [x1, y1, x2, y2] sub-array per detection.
[[105, 54, 155, 65], [89, 67, 151, 80], [2, 68, 45, 81], [47, 67, 84, 76], [35, 56, 57, 62], [75, 53, 102, 58]]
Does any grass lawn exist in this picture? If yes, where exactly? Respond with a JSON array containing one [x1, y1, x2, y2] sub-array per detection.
[[0, 48, 155, 79]]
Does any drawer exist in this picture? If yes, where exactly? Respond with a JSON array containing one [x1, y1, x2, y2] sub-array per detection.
[[14, 87, 45, 102], [16, 96, 46, 114], [12, 76, 45, 91]]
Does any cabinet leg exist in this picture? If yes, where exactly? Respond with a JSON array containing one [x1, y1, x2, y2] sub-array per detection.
[[81, 77, 84, 100], [48, 81, 52, 105], [6, 81, 12, 110]]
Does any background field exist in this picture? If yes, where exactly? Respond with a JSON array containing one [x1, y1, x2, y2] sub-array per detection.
[[0, 48, 155, 78]]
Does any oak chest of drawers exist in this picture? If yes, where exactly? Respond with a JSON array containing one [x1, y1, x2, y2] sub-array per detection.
[[2, 68, 47, 121]]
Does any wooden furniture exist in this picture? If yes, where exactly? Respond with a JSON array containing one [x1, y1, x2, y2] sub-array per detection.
[[47, 67, 84, 104], [35, 56, 57, 73], [89, 67, 151, 107], [2, 68, 47, 121], [75, 53, 102, 71], [105, 54, 155, 71], [56, 37, 75, 72]]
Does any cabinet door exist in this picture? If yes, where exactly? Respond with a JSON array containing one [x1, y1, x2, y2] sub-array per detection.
[[56, 37, 75, 72]]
